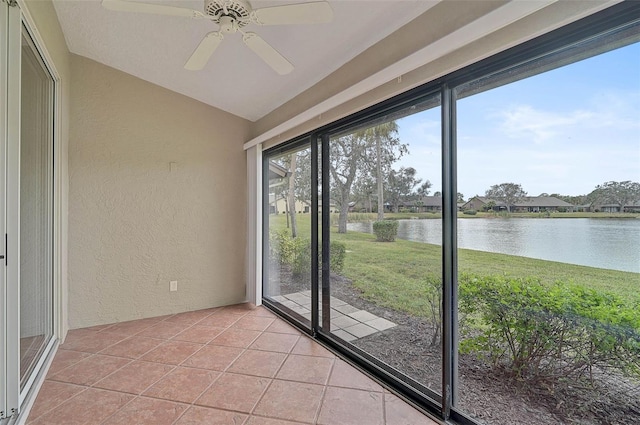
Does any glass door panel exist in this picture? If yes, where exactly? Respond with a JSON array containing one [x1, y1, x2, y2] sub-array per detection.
[[264, 144, 313, 328], [456, 39, 640, 425], [19, 25, 54, 391], [324, 95, 443, 398]]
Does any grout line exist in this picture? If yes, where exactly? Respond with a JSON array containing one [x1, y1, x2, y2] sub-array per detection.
[[313, 356, 337, 425], [23, 382, 90, 422], [382, 390, 388, 425]]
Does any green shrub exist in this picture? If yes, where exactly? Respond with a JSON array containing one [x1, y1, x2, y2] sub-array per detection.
[[329, 241, 346, 273], [292, 238, 312, 278], [271, 230, 347, 278], [373, 220, 399, 242], [269, 229, 297, 265], [463, 209, 477, 215], [459, 274, 640, 383]]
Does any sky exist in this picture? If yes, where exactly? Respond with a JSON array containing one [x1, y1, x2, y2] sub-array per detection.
[[395, 41, 640, 199]]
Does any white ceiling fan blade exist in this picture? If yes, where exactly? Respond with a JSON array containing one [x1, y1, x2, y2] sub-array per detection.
[[252, 1, 333, 25], [102, 0, 206, 19], [243, 32, 293, 75], [184, 32, 224, 71]]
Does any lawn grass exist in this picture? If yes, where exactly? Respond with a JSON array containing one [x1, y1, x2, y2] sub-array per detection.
[[268, 213, 640, 317], [330, 230, 639, 315]]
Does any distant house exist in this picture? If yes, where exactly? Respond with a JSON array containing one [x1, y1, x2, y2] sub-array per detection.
[[396, 196, 443, 212], [461, 196, 574, 212], [462, 196, 498, 211], [597, 203, 640, 213], [415, 196, 443, 212]]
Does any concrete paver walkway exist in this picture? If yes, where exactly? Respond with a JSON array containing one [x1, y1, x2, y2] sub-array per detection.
[[271, 290, 396, 341]]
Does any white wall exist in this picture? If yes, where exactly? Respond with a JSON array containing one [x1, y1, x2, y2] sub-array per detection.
[[68, 55, 251, 328]]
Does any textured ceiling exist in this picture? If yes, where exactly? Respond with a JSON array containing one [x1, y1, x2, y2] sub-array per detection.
[[53, 0, 438, 121]]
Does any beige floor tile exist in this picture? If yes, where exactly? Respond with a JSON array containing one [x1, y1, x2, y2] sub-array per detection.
[[101, 396, 188, 425], [48, 354, 130, 386], [29, 388, 133, 425], [231, 315, 276, 331], [140, 340, 203, 365], [290, 337, 335, 358], [253, 380, 324, 423], [26, 381, 85, 421], [27, 306, 436, 425], [385, 393, 439, 425], [99, 335, 164, 359], [143, 366, 219, 403], [327, 359, 384, 392], [172, 325, 226, 344], [249, 332, 299, 353], [317, 386, 384, 425], [276, 354, 334, 385], [211, 328, 262, 348], [93, 360, 174, 394], [59, 331, 126, 353], [181, 344, 243, 371], [196, 372, 270, 413], [227, 349, 287, 378], [175, 406, 248, 425], [265, 320, 303, 335], [137, 322, 192, 339], [45, 349, 92, 376], [164, 309, 215, 326], [246, 307, 277, 318], [220, 303, 255, 314], [245, 417, 307, 425], [105, 317, 164, 336], [198, 311, 245, 328]]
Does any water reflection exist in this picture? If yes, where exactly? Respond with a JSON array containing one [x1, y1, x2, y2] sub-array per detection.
[[348, 218, 640, 273]]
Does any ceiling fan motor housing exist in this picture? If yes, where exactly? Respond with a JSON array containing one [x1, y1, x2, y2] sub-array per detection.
[[205, 0, 251, 27]]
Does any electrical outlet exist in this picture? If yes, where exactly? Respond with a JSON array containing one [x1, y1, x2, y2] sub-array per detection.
[[170, 280, 178, 292]]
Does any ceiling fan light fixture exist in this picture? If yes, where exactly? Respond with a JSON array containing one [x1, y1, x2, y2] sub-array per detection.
[[102, 0, 333, 74], [205, 0, 251, 26]]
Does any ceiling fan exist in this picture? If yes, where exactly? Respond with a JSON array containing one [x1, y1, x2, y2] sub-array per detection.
[[101, 0, 333, 74]]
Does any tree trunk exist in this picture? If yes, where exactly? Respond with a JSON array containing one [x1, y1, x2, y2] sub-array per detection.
[[376, 136, 384, 221], [288, 153, 298, 238], [338, 189, 349, 233], [284, 197, 290, 228]]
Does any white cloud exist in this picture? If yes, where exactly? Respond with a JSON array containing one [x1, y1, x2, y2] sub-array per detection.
[[498, 105, 595, 144]]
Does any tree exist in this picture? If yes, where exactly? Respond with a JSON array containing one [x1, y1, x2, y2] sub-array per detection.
[[457, 192, 465, 203], [385, 167, 422, 213], [485, 183, 527, 213], [329, 122, 406, 232], [358, 122, 404, 220], [330, 133, 369, 233], [417, 181, 432, 198], [287, 153, 298, 237], [588, 181, 640, 212], [352, 174, 376, 213], [270, 149, 312, 238]]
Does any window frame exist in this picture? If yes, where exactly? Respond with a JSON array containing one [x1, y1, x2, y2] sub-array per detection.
[[261, 3, 640, 423]]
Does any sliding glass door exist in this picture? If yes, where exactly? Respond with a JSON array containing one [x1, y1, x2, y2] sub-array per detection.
[[1, 2, 57, 421], [19, 24, 55, 394], [322, 95, 444, 402], [263, 141, 314, 330], [262, 4, 640, 424]]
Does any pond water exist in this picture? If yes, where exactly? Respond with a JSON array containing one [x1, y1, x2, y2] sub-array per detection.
[[347, 218, 640, 273]]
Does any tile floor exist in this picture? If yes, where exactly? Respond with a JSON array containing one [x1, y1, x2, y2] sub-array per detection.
[[27, 303, 439, 425], [270, 291, 397, 342]]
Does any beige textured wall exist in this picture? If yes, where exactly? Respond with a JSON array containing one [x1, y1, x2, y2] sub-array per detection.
[[69, 55, 251, 328]]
